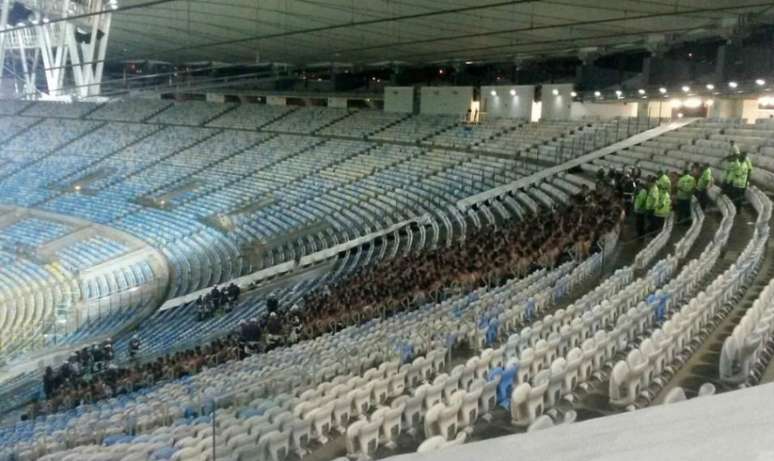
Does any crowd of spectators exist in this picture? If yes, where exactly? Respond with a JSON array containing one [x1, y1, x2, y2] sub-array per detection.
[[32, 184, 625, 418], [295, 185, 625, 338], [32, 337, 243, 419], [194, 282, 240, 321]]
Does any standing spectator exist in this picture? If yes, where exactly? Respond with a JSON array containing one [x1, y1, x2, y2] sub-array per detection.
[[129, 335, 141, 361]]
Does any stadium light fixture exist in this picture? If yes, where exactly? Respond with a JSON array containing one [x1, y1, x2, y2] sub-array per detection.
[[510, 89, 517, 96], [659, 87, 667, 94], [729, 81, 738, 88], [706, 83, 715, 90], [615, 90, 622, 96], [681, 85, 690, 93], [552, 89, 559, 96], [756, 78, 766, 86], [570, 91, 577, 97], [594, 91, 601, 97], [490, 90, 497, 97], [638, 89, 646, 95]]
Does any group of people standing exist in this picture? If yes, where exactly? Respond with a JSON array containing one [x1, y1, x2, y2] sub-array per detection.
[[632, 139, 753, 238], [194, 282, 241, 321]]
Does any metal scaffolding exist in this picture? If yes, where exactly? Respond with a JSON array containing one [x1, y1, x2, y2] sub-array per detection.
[[0, 0, 115, 98]]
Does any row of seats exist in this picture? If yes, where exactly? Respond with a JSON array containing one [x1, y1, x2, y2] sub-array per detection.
[[612, 187, 769, 408], [503, 200, 698, 426], [0, 183, 614, 459], [720, 189, 774, 385]]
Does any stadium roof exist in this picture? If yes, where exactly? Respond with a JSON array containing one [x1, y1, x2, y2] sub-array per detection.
[[106, 0, 774, 66]]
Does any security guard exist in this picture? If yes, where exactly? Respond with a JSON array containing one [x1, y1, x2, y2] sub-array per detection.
[[722, 153, 740, 195], [657, 170, 671, 193], [696, 163, 714, 209], [676, 168, 696, 224], [731, 152, 753, 204], [645, 176, 661, 234], [633, 181, 649, 238], [740, 151, 753, 189], [653, 186, 672, 230]]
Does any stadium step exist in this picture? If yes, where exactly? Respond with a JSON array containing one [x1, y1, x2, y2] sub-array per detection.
[[78, 102, 107, 120], [641, 205, 764, 403], [200, 103, 240, 126], [139, 101, 174, 122], [569, 204, 722, 419], [256, 106, 299, 130], [311, 110, 358, 135]]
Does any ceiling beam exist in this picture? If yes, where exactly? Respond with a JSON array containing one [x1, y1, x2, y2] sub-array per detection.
[[323, 2, 772, 57]]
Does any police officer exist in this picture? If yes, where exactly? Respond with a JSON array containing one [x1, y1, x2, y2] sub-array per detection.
[[657, 170, 671, 194], [653, 185, 672, 230], [645, 176, 660, 234], [633, 181, 649, 238], [676, 168, 696, 224], [722, 152, 740, 195], [696, 163, 714, 209], [731, 152, 753, 204], [739, 152, 753, 201]]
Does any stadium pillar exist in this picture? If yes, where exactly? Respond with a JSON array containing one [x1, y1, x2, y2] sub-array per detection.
[[715, 44, 728, 84], [0, 0, 10, 78]]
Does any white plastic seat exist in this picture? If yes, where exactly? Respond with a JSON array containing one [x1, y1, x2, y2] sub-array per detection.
[[352, 387, 372, 418], [546, 358, 567, 408], [377, 405, 403, 449], [662, 387, 687, 405], [288, 418, 311, 456], [438, 398, 462, 441], [357, 419, 382, 458], [458, 386, 483, 433], [345, 420, 368, 459], [332, 395, 352, 433], [396, 394, 423, 435], [264, 430, 290, 461], [388, 371, 407, 397], [609, 350, 648, 408], [423, 403, 445, 439], [307, 402, 334, 444], [563, 347, 582, 394], [479, 376, 500, 421], [698, 383, 716, 397]]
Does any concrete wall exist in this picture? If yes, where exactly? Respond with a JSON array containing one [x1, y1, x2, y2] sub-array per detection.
[[206, 93, 226, 103], [327, 97, 348, 108], [420, 86, 474, 115], [480, 85, 535, 119], [710, 98, 744, 120], [540, 83, 574, 120], [569, 101, 638, 120], [384, 86, 414, 113], [643, 100, 673, 119], [741, 98, 774, 123], [267, 95, 286, 106]]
